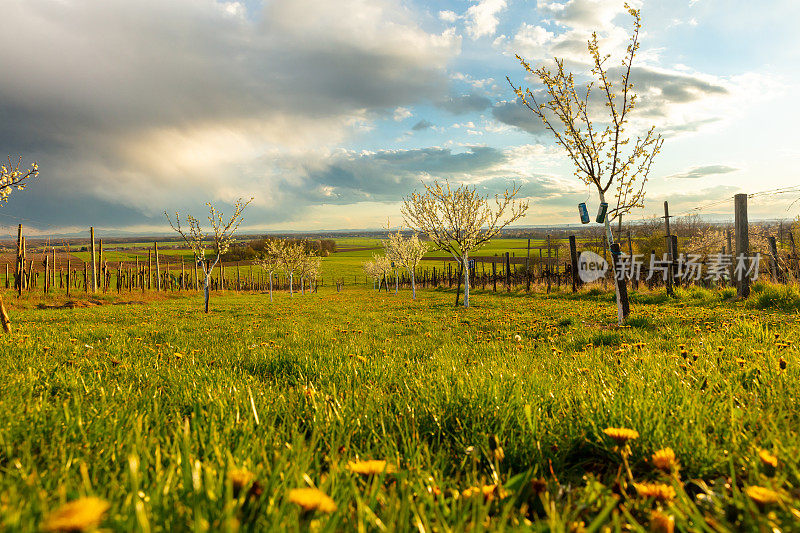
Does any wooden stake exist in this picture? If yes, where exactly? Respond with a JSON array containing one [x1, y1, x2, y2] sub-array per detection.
[[734, 193, 750, 298]]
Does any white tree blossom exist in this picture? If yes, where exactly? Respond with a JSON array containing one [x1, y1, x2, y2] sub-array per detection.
[[402, 180, 528, 307], [0, 156, 39, 334], [384, 228, 428, 299]]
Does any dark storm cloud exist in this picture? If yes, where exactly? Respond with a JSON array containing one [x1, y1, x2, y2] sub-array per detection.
[[412, 119, 434, 131], [294, 146, 508, 204], [0, 0, 460, 231], [491, 100, 548, 135], [436, 93, 493, 114], [664, 165, 739, 180]]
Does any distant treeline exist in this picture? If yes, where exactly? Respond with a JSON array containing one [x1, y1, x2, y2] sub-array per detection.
[[222, 237, 336, 262]]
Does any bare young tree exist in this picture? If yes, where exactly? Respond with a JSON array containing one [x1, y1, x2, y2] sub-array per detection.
[[507, 4, 663, 322], [166, 198, 252, 313], [0, 156, 39, 333], [402, 181, 528, 308], [383, 228, 428, 300]]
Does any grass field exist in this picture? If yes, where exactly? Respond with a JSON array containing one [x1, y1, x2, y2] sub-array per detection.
[[1, 280, 799, 531]]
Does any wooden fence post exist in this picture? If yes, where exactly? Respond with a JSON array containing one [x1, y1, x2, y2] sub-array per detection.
[[526, 238, 531, 292], [154, 242, 161, 291], [663, 202, 675, 297], [90, 227, 97, 293], [789, 231, 799, 280], [505, 252, 511, 291], [492, 255, 497, 292], [769, 236, 780, 282], [610, 243, 630, 319], [734, 193, 750, 298], [569, 235, 579, 292]]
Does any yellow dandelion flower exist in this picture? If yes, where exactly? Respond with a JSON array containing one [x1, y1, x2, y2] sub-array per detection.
[[603, 427, 639, 445], [461, 484, 508, 502], [42, 497, 110, 532], [229, 468, 255, 493], [758, 449, 778, 469], [745, 486, 781, 505], [346, 460, 393, 475], [634, 483, 676, 502], [651, 448, 679, 473], [287, 487, 337, 513], [649, 510, 674, 533]]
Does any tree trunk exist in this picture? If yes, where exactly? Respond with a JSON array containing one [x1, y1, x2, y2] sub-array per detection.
[[463, 253, 470, 308], [0, 293, 11, 333], [411, 270, 416, 299], [204, 275, 211, 313], [289, 272, 294, 295], [269, 272, 273, 303]]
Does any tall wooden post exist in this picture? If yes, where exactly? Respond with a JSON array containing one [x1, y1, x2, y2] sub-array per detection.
[[492, 255, 497, 292], [663, 202, 674, 297], [546, 235, 552, 293], [66, 260, 71, 297], [505, 252, 511, 291], [734, 193, 750, 298], [526, 238, 531, 292], [569, 235, 579, 292], [768, 236, 780, 282], [98, 239, 104, 292], [610, 243, 630, 320], [15, 224, 22, 294], [43, 254, 49, 294], [90, 227, 97, 293], [181, 259, 185, 291], [154, 242, 161, 291]]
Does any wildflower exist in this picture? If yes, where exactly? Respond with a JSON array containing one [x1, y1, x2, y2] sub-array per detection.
[[489, 434, 504, 462], [649, 511, 674, 533], [603, 427, 639, 445], [42, 497, 110, 532], [744, 486, 781, 505], [461, 484, 508, 502], [758, 449, 778, 469], [287, 487, 337, 513], [634, 483, 676, 502], [347, 460, 393, 475], [651, 448, 679, 474], [514, 334, 521, 342], [229, 468, 255, 494]]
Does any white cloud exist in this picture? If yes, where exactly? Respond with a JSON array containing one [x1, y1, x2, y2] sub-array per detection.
[[466, 0, 508, 39], [439, 10, 459, 23], [393, 107, 413, 121]]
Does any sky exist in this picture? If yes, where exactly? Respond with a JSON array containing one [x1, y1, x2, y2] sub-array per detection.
[[1, 0, 799, 236]]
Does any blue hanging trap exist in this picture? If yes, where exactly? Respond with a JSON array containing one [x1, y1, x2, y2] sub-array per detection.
[[578, 202, 590, 224], [596, 202, 608, 223]]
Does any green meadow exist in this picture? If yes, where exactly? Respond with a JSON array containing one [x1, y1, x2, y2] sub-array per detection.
[[1, 274, 799, 531]]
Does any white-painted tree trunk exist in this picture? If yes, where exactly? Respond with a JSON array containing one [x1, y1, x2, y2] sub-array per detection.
[[289, 272, 294, 295], [411, 270, 416, 299], [269, 272, 273, 303], [599, 191, 624, 325]]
